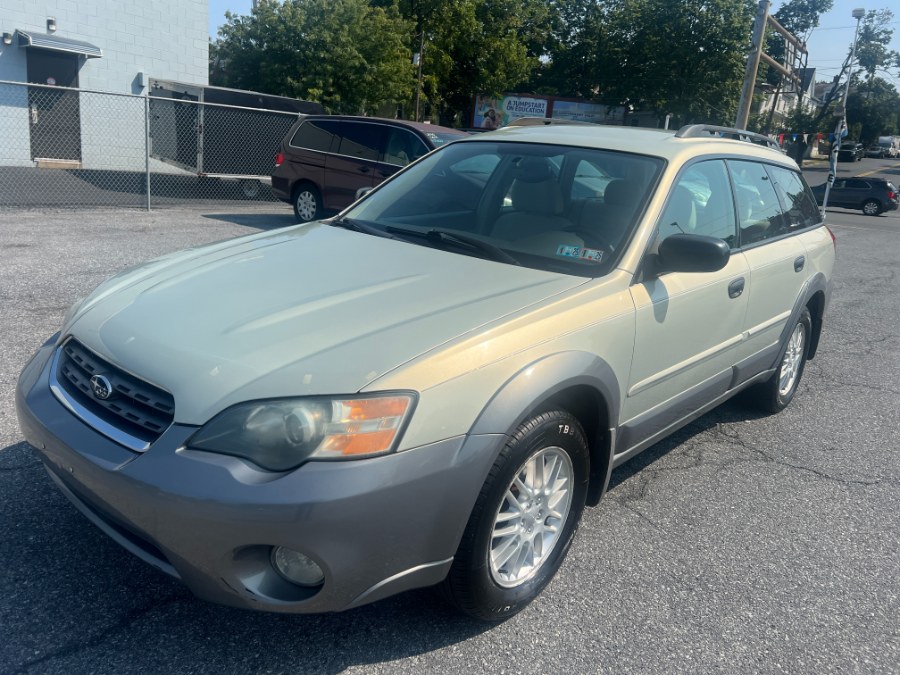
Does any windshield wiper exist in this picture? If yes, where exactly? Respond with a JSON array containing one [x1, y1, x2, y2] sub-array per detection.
[[385, 226, 520, 266], [330, 216, 399, 240]]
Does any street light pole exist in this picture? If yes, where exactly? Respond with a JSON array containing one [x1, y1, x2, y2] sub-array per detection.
[[821, 8, 865, 216]]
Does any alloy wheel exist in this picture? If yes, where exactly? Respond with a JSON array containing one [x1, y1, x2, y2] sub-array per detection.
[[778, 322, 806, 397], [489, 446, 574, 588]]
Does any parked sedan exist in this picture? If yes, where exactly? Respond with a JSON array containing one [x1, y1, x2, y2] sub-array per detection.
[[865, 145, 886, 159], [811, 177, 899, 215], [837, 142, 863, 162]]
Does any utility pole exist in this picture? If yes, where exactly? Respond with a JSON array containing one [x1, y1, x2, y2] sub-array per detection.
[[822, 8, 866, 216], [736, 1, 807, 132], [735, 0, 770, 130]]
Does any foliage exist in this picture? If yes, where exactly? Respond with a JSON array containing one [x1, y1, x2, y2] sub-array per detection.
[[211, 0, 413, 114], [374, 0, 549, 123], [856, 9, 899, 79], [540, 0, 754, 125], [845, 77, 900, 144], [814, 8, 897, 128], [208, 0, 898, 130]]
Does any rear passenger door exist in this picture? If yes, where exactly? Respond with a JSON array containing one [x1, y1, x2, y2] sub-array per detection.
[[841, 179, 871, 209], [729, 160, 816, 377], [324, 121, 384, 209]]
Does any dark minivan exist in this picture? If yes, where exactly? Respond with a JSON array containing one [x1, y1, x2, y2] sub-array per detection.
[[271, 116, 467, 221]]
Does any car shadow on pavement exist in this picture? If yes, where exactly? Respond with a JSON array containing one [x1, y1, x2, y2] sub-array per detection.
[[607, 397, 770, 492], [0, 440, 490, 674]]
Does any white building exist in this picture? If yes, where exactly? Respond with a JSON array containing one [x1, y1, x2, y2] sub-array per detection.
[[0, 0, 207, 168], [755, 68, 819, 129]]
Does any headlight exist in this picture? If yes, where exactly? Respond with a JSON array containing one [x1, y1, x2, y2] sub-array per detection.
[[186, 393, 416, 471]]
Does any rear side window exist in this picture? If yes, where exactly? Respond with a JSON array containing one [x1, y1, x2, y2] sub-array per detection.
[[336, 122, 383, 161], [290, 120, 339, 153], [766, 165, 821, 229], [728, 160, 786, 245]]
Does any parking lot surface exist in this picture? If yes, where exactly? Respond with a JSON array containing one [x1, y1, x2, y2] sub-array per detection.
[[1, 191, 898, 673]]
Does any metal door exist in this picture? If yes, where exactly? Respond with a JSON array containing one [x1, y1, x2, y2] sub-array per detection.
[[26, 50, 82, 161]]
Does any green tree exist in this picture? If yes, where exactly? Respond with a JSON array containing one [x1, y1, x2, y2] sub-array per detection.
[[815, 8, 897, 125], [375, 0, 549, 123], [211, 0, 413, 114], [542, 0, 754, 124], [846, 77, 900, 144]]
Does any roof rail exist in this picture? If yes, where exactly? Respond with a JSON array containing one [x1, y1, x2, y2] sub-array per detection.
[[506, 117, 594, 127], [675, 124, 781, 150]]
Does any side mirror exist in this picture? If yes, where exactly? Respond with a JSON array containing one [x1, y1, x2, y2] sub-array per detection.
[[657, 233, 730, 273], [355, 186, 374, 200]]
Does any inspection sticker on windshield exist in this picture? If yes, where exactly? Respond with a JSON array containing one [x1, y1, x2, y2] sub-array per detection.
[[556, 245, 604, 262], [557, 244, 581, 258]]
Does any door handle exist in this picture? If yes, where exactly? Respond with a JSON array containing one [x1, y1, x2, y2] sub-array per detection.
[[728, 278, 745, 299], [794, 255, 805, 272], [358, 166, 371, 173]]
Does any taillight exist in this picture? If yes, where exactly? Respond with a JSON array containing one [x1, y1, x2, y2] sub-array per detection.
[[826, 225, 836, 248], [888, 191, 896, 200], [275, 151, 285, 168]]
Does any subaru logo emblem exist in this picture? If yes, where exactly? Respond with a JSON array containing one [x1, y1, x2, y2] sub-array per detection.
[[90, 374, 113, 400]]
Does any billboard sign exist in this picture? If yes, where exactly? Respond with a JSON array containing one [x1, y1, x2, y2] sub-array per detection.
[[551, 100, 626, 125], [473, 94, 550, 129]]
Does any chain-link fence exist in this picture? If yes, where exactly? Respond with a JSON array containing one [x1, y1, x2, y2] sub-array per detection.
[[0, 80, 301, 210]]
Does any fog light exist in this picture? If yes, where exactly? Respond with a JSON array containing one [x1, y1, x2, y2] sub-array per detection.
[[271, 547, 324, 587]]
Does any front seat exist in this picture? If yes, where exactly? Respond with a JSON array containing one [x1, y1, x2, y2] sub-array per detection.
[[492, 158, 571, 241]]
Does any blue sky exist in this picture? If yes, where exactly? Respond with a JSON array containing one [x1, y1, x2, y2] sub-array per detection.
[[208, 0, 900, 88]]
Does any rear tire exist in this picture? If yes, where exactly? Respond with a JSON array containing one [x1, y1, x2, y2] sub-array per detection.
[[441, 409, 589, 621], [862, 199, 881, 216], [292, 184, 322, 222], [748, 308, 811, 413]]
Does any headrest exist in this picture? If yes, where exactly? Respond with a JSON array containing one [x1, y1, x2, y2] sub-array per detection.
[[603, 180, 638, 207]]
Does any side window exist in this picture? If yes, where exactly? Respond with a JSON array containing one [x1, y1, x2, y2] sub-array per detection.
[[336, 122, 383, 161], [845, 179, 868, 190], [728, 160, 785, 245], [290, 120, 339, 152], [767, 165, 821, 229], [383, 128, 428, 167], [657, 160, 736, 247]]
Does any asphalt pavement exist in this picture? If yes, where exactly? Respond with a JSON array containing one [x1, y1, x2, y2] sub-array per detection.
[[0, 162, 898, 673]]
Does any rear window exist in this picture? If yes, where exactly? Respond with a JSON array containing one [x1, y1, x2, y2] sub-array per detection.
[[767, 165, 821, 229]]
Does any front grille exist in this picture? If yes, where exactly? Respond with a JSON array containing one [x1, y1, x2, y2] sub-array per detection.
[[56, 339, 174, 445]]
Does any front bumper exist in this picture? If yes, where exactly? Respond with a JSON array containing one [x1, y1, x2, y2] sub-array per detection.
[[16, 341, 503, 613]]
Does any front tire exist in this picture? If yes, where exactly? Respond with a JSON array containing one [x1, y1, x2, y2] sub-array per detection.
[[862, 199, 881, 216], [441, 409, 589, 621], [749, 307, 811, 413], [292, 184, 322, 222]]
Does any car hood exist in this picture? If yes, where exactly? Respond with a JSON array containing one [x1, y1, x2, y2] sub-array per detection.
[[67, 223, 585, 424]]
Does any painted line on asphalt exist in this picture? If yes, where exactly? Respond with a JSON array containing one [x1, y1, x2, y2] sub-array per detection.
[[855, 161, 900, 178]]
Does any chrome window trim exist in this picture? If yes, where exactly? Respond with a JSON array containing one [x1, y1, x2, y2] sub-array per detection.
[[48, 347, 156, 453]]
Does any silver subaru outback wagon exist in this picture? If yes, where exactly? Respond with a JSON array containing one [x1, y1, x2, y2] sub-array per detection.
[[16, 122, 834, 620]]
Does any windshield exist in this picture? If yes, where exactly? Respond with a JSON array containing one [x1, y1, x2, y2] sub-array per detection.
[[426, 131, 469, 146], [344, 141, 664, 277]]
